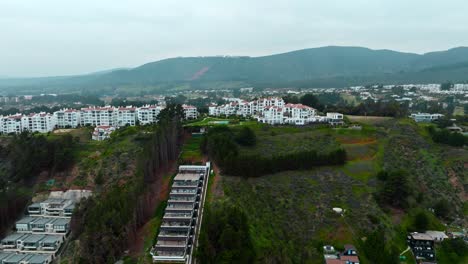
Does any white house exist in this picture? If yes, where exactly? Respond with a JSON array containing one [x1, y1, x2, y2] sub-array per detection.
[[410, 113, 444, 122], [91, 126, 116, 141], [326, 112, 345, 125]]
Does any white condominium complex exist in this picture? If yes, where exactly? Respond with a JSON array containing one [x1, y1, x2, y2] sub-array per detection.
[[0, 104, 195, 134], [54, 109, 81, 128], [80, 106, 118, 127], [182, 104, 198, 119], [0, 114, 23, 134], [137, 105, 163, 125], [209, 97, 341, 125], [117, 106, 137, 127], [20, 113, 57, 133]]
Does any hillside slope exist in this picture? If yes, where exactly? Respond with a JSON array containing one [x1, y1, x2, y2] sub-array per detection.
[[1, 46, 468, 93]]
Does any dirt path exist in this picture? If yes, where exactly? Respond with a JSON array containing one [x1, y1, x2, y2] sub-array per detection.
[[209, 162, 224, 201]]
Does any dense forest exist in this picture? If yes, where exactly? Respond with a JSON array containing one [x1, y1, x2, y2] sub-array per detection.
[[202, 126, 346, 177], [70, 104, 185, 263]]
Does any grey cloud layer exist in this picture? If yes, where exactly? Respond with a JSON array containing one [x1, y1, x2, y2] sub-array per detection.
[[1, 0, 467, 77]]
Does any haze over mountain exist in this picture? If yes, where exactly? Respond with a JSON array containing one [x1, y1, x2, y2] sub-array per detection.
[[1, 46, 468, 94]]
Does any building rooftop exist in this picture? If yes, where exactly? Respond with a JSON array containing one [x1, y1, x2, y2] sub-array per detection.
[[41, 198, 69, 204], [174, 173, 201, 182], [42, 235, 62, 243], [4, 254, 29, 262], [52, 218, 70, 225], [2, 233, 29, 242], [0, 253, 13, 261], [25, 254, 50, 264], [32, 217, 55, 225], [23, 234, 46, 243], [410, 232, 434, 241], [16, 216, 37, 225], [425, 230, 448, 239]]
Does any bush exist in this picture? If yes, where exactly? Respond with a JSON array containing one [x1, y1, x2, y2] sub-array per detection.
[[375, 170, 412, 209], [197, 202, 256, 263], [235, 127, 256, 146], [413, 211, 430, 231], [434, 199, 451, 219], [438, 238, 468, 264]]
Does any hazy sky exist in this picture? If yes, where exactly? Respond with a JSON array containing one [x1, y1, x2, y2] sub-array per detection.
[[1, 0, 467, 77]]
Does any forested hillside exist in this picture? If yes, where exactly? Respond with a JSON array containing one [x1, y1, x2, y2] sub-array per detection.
[[0, 133, 76, 237], [2, 46, 468, 94], [61, 105, 185, 263]]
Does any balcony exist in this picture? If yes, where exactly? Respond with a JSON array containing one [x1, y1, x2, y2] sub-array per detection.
[[156, 240, 186, 247], [163, 212, 193, 220], [168, 196, 196, 203], [173, 181, 198, 187], [158, 230, 190, 239]]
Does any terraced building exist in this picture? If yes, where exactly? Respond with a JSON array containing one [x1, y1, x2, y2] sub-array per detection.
[[151, 163, 210, 263]]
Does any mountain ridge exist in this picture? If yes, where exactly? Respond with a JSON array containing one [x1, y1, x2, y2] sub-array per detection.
[[1, 46, 468, 94]]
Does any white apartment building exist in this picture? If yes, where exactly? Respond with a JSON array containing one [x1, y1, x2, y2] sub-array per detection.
[[255, 106, 285, 125], [209, 97, 343, 126], [182, 104, 198, 119], [21, 113, 56, 133], [284, 103, 317, 125], [0, 114, 23, 134], [117, 106, 137, 127], [54, 109, 81, 128], [80, 106, 118, 127], [137, 105, 163, 125], [209, 97, 284, 118], [208, 102, 241, 116]]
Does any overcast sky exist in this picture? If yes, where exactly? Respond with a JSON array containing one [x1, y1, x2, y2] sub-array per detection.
[[1, 0, 467, 77]]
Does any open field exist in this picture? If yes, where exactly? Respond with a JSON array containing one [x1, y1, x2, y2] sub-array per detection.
[[240, 129, 340, 157], [346, 115, 393, 124], [210, 119, 467, 263]]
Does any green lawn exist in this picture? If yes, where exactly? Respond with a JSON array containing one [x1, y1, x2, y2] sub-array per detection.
[[180, 135, 204, 163], [185, 117, 233, 127]]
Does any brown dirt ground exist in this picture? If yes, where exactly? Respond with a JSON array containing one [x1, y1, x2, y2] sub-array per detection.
[[346, 115, 393, 124], [448, 167, 467, 201], [209, 162, 224, 201], [128, 161, 177, 257]]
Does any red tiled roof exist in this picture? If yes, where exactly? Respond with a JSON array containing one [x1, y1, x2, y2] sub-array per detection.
[[325, 259, 344, 264], [118, 107, 136, 111], [341, 255, 359, 262]]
